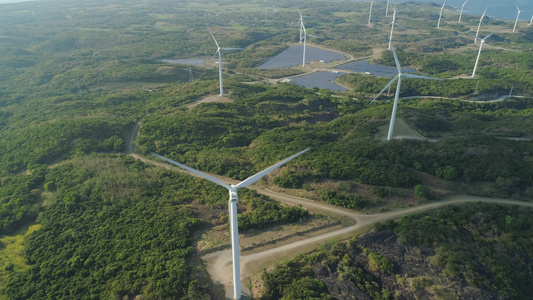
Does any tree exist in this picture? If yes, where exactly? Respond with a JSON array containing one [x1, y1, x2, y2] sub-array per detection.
[[414, 184, 431, 200]]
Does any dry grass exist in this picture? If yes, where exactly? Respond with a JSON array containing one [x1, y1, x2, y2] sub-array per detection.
[[0, 224, 42, 297]]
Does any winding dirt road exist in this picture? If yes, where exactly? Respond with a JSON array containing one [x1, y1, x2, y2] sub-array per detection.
[[123, 53, 532, 298], [125, 100, 533, 299], [204, 193, 533, 299], [125, 123, 533, 299]]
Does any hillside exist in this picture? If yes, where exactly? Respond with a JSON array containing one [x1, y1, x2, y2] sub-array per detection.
[[0, 0, 532, 299], [261, 203, 533, 299]]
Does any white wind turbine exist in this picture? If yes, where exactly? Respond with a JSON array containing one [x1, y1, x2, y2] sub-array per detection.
[[301, 21, 321, 67], [472, 32, 494, 77], [437, 0, 447, 28], [368, 0, 374, 25], [151, 148, 310, 300], [372, 45, 440, 141], [388, 8, 398, 50], [513, 5, 521, 32], [297, 9, 304, 43], [208, 26, 244, 97], [530, 13, 533, 26], [475, 7, 488, 43], [458, 0, 469, 23]]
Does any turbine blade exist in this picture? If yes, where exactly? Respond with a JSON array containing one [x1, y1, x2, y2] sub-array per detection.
[[235, 148, 311, 189], [516, 4, 520, 12], [371, 76, 398, 103], [483, 32, 495, 41], [150, 152, 231, 189], [207, 26, 220, 49], [220, 48, 245, 51], [465, 32, 482, 41], [307, 34, 322, 39], [395, 23, 406, 30], [403, 74, 441, 80], [212, 49, 219, 60], [390, 45, 402, 74]]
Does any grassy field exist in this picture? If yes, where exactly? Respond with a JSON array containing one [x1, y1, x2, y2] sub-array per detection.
[[0, 224, 41, 298]]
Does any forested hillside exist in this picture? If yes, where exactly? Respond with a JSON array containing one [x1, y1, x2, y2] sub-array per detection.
[[262, 204, 533, 299], [0, 0, 532, 299]]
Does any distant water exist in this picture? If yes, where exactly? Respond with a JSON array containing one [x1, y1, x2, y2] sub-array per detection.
[[338, 61, 416, 78], [0, 0, 38, 3], [375, 0, 533, 21], [259, 45, 347, 69], [291, 71, 348, 91], [2, 0, 531, 21]]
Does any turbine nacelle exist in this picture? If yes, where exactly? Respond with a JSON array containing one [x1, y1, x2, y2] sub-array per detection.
[[229, 188, 238, 202]]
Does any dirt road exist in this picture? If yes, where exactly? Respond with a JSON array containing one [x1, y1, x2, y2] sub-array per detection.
[[205, 195, 533, 299], [126, 138, 533, 299], [125, 122, 141, 154]]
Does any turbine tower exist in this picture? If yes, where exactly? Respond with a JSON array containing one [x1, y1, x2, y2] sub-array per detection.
[[151, 148, 310, 300], [388, 8, 398, 50], [385, 0, 390, 17], [372, 45, 440, 141], [301, 21, 321, 67], [530, 13, 533, 26], [475, 7, 488, 43], [513, 5, 521, 32], [208, 26, 244, 97], [458, 0, 469, 23], [368, 0, 374, 26], [437, 0, 446, 28], [472, 32, 494, 77]]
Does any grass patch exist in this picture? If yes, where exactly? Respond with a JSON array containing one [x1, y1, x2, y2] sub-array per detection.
[[0, 223, 41, 295]]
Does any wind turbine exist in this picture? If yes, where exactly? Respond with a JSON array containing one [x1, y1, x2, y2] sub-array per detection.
[[368, 0, 374, 26], [372, 45, 440, 141], [151, 148, 310, 300], [388, 8, 398, 50], [530, 13, 533, 26], [297, 9, 304, 43], [472, 32, 494, 77], [513, 5, 521, 32], [475, 7, 488, 43], [208, 26, 244, 97], [458, 0, 468, 23], [301, 21, 321, 67], [437, 0, 446, 28], [385, 0, 390, 17]]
